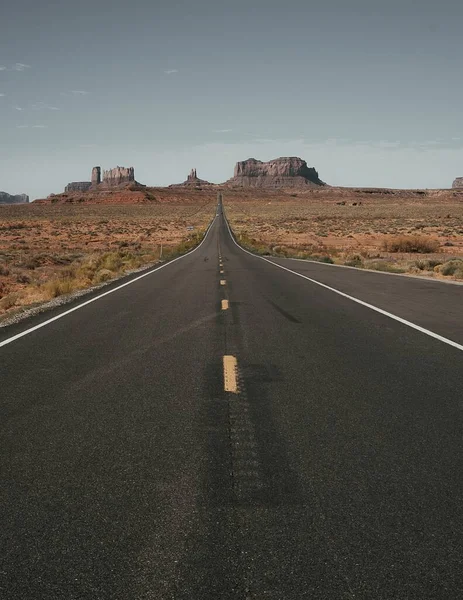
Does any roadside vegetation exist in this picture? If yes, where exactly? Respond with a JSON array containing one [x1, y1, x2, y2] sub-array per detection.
[[0, 203, 212, 319], [235, 229, 463, 280], [226, 196, 463, 282]]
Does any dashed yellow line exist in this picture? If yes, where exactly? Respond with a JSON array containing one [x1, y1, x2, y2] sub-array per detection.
[[220, 280, 226, 286], [220, 269, 224, 274], [221, 299, 229, 310], [223, 355, 238, 393]]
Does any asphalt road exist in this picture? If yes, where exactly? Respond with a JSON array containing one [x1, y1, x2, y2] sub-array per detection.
[[1, 200, 462, 599]]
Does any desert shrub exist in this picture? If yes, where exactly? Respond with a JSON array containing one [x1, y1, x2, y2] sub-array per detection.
[[16, 274, 31, 284], [0, 292, 19, 310], [0, 264, 10, 276], [43, 278, 76, 298], [23, 257, 41, 270], [382, 235, 439, 253], [93, 268, 114, 284], [366, 260, 406, 273], [0, 223, 27, 231], [49, 254, 73, 265], [436, 259, 463, 276], [99, 252, 124, 272], [344, 254, 364, 267], [413, 259, 442, 271]]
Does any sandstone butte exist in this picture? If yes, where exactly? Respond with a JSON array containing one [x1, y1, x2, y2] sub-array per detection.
[[63, 166, 137, 194], [452, 177, 463, 189], [224, 157, 326, 188], [0, 192, 29, 204], [169, 168, 215, 188]]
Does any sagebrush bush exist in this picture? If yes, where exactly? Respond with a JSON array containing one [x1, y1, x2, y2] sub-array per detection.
[[382, 235, 439, 253], [366, 260, 406, 273], [93, 268, 114, 284], [413, 259, 442, 271], [437, 259, 463, 276], [344, 254, 364, 267], [0, 292, 19, 310]]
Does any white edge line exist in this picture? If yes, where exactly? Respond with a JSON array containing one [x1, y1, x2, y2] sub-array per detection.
[[224, 216, 463, 353], [0, 216, 217, 349], [271, 255, 463, 287]]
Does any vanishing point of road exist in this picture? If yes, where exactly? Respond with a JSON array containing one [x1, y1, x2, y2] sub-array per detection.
[[1, 198, 462, 599]]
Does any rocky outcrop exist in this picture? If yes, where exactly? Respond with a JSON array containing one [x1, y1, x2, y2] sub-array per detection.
[[62, 166, 139, 194], [92, 166, 101, 186], [102, 166, 134, 186], [452, 177, 463, 189], [0, 192, 29, 204], [64, 182, 92, 193], [225, 157, 325, 188], [169, 168, 214, 188]]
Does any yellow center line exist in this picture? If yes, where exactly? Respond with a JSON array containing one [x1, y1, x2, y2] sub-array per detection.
[[221, 299, 229, 310], [220, 269, 224, 274], [220, 280, 226, 285], [223, 355, 238, 393]]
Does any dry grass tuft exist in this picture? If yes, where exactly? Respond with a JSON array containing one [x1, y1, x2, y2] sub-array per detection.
[[0, 202, 214, 318]]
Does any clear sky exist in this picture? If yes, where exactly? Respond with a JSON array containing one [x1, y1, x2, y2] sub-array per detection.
[[1, 0, 462, 199]]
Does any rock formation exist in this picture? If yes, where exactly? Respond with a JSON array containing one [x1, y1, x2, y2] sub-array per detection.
[[225, 157, 325, 188], [452, 177, 463, 189], [0, 192, 29, 204], [169, 168, 214, 188], [92, 166, 101, 186], [102, 166, 134, 186], [62, 166, 140, 194], [64, 182, 92, 193]]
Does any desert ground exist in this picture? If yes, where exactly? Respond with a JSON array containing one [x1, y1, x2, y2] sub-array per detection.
[[0, 197, 215, 319], [2, 185, 462, 320], [224, 187, 463, 281]]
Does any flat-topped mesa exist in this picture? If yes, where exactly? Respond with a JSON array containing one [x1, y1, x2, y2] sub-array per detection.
[[226, 157, 326, 188], [102, 166, 135, 187], [65, 182, 92, 193], [452, 177, 463, 189], [0, 191, 29, 204]]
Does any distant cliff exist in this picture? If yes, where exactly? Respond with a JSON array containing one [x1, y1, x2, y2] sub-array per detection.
[[452, 177, 463, 189], [225, 157, 326, 188], [65, 182, 92, 193], [0, 192, 29, 204]]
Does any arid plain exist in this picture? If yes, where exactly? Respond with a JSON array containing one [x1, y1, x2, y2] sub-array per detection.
[[0, 192, 216, 319], [225, 187, 463, 278], [1, 185, 463, 320]]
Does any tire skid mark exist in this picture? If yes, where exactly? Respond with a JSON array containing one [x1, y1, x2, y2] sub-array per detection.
[[227, 365, 265, 503]]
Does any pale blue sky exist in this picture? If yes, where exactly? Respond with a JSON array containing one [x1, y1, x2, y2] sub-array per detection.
[[1, 0, 462, 199]]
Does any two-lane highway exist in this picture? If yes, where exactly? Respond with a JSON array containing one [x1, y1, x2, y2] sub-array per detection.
[[1, 200, 462, 599]]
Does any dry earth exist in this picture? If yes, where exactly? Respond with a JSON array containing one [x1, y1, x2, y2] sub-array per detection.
[[2, 185, 462, 320], [224, 187, 463, 281], [0, 198, 215, 319]]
